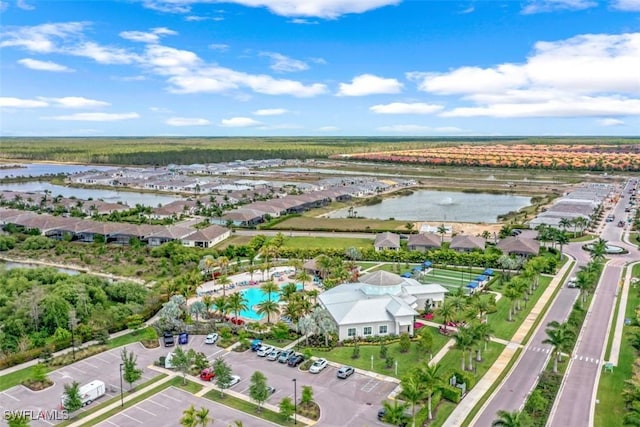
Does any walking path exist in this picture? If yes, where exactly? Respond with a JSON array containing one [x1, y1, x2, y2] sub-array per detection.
[[608, 261, 638, 365], [443, 258, 573, 427]]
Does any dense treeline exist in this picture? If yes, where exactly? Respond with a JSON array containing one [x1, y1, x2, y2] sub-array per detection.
[[0, 267, 160, 359], [2, 137, 635, 166]]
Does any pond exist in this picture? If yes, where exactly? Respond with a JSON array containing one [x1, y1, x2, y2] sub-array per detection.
[[0, 182, 183, 207], [328, 190, 531, 223], [0, 163, 114, 179]]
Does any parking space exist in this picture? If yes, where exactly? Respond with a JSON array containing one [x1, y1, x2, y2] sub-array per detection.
[[224, 350, 395, 426], [0, 343, 167, 427], [95, 387, 280, 427]]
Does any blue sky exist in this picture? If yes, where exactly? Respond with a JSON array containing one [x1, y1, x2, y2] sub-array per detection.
[[0, 0, 639, 137]]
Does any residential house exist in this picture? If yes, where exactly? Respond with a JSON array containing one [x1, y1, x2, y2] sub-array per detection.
[[407, 233, 441, 251], [449, 235, 486, 252], [374, 232, 400, 251], [182, 225, 230, 248], [497, 237, 540, 257]]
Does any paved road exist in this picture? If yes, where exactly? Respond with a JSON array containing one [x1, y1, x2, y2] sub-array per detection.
[[549, 180, 638, 427], [475, 179, 636, 426]]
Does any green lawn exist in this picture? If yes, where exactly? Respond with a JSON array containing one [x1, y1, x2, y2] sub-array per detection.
[[371, 263, 421, 274], [280, 236, 373, 250], [594, 265, 640, 427], [487, 276, 552, 340], [108, 326, 158, 349], [204, 389, 303, 426], [271, 216, 408, 232], [0, 364, 50, 392], [305, 329, 451, 379], [435, 341, 506, 383]]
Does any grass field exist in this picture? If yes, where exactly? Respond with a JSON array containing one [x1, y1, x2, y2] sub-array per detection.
[[594, 264, 640, 427], [204, 389, 303, 426], [306, 328, 451, 379], [215, 234, 254, 249], [0, 364, 49, 392], [435, 341, 506, 382], [269, 216, 408, 232], [280, 236, 373, 249]]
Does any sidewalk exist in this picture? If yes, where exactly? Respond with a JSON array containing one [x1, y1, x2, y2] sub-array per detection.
[[607, 261, 638, 365], [442, 258, 573, 427]]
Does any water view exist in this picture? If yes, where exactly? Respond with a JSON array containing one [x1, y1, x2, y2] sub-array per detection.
[[0, 163, 114, 179], [329, 190, 531, 223], [0, 182, 183, 207]]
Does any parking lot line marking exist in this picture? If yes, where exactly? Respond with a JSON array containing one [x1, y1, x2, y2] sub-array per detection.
[[106, 419, 120, 426], [106, 352, 121, 359], [69, 365, 86, 374], [134, 406, 156, 416], [2, 391, 20, 401], [81, 360, 99, 369], [40, 418, 54, 426], [161, 393, 181, 403], [93, 355, 111, 363], [122, 413, 143, 424], [146, 399, 165, 408]]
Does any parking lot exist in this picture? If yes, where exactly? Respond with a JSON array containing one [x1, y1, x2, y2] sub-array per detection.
[[0, 336, 397, 427], [224, 348, 397, 426], [0, 342, 169, 427], [95, 387, 279, 427]]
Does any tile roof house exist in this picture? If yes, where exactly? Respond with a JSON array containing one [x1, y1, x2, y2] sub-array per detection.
[[496, 237, 540, 257], [374, 232, 400, 251], [182, 225, 231, 248], [318, 270, 447, 341], [407, 233, 441, 251], [449, 235, 486, 252]]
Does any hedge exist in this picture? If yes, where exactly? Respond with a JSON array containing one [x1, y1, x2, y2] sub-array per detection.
[[440, 384, 463, 403], [451, 369, 476, 390]]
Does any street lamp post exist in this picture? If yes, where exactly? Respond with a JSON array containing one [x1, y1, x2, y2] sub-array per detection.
[[119, 363, 124, 407], [292, 378, 297, 425]]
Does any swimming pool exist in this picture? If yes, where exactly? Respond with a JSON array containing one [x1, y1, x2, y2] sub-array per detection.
[[239, 284, 302, 320]]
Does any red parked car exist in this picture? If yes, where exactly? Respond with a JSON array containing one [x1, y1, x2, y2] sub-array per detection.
[[200, 368, 215, 381]]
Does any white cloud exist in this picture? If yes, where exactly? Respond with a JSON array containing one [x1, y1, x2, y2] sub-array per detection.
[[288, 18, 319, 24], [166, 117, 211, 126], [41, 97, 110, 108], [71, 42, 140, 64], [460, 5, 474, 14], [376, 124, 463, 133], [0, 97, 48, 108], [261, 52, 309, 73], [337, 74, 403, 96], [220, 117, 262, 127], [16, 0, 34, 10], [598, 118, 625, 126], [0, 21, 87, 53], [253, 108, 288, 116], [112, 75, 147, 81], [150, 106, 173, 113], [611, 0, 640, 10], [44, 112, 140, 121], [17, 58, 74, 72], [522, 0, 597, 14], [141, 0, 401, 19], [120, 27, 177, 43], [411, 32, 640, 118], [370, 102, 443, 114]]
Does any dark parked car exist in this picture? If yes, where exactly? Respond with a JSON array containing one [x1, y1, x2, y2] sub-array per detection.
[[287, 354, 305, 367], [278, 349, 295, 363], [163, 332, 175, 347], [337, 366, 355, 379]]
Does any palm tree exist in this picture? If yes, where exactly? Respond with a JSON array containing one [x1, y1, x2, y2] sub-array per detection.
[[559, 217, 572, 234], [260, 280, 279, 303], [256, 299, 280, 324], [198, 255, 217, 281], [280, 282, 298, 302], [590, 238, 608, 262], [492, 409, 532, 427], [400, 376, 424, 427], [472, 295, 494, 324], [217, 256, 230, 276], [306, 289, 319, 306], [195, 407, 213, 427], [218, 275, 231, 297], [180, 405, 198, 427], [418, 363, 444, 420], [542, 321, 574, 373], [503, 283, 519, 322], [439, 300, 456, 331], [227, 292, 248, 322], [381, 400, 410, 426], [212, 295, 229, 321], [470, 322, 493, 361], [201, 295, 214, 319], [295, 269, 312, 292], [437, 224, 447, 243], [453, 328, 476, 371]]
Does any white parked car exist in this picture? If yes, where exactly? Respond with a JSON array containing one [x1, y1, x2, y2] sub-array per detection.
[[228, 375, 241, 387], [309, 358, 328, 374], [267, 349, 282, 361], [257, 345, 274, 357], [204, 333, 219, 344]]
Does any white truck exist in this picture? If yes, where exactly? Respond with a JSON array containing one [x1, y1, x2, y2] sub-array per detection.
[[61, 380, 106, 408]]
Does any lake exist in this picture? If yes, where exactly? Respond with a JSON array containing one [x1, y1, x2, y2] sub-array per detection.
[[0, 163, 114, 179], [328, 190, 531, 223], [0, 182, 183, 207]]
